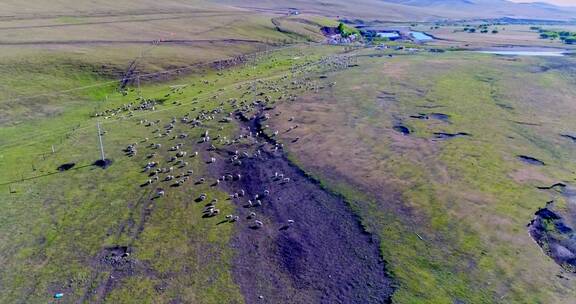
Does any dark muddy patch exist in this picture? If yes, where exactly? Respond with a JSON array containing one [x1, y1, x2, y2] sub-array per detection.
[[537, 182, 567, 190], [528, 203, 576, 272], [429, 113, 451, 123], [409, 113, 428, 120], [433, 132, 470, 139], [79, 245, 159, 303], [393, 125, 411, 135], [214, 114, 394, 304], [496, 103, 514, 110], [511, 120, 541, 126], [560, 133, 576, 143], [57, 163, 75, 171], [93, 158, 113, 169], [517, 155, 545, 166], [410, 113, 450, 123]]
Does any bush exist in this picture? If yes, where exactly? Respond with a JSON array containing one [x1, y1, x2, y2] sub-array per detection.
[[540, 32, 559, 39]]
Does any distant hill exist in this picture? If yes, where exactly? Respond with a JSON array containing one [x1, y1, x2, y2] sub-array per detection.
[[215, 0, 576, 21]]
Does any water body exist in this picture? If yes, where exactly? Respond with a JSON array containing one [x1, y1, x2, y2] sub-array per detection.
[[479, 51, 566, 56], [410, 31, 433, 41], [476, 47, 569, 57]]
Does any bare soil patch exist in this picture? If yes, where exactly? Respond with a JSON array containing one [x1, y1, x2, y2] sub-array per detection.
[[212, 113, 394, 304]]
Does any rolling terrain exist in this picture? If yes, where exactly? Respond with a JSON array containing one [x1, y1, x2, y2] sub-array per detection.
[[2, 1, 576, 304]]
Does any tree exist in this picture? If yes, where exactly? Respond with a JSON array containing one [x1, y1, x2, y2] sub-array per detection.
[[338, 23, 346, 34], [492, 29, 499, 34]]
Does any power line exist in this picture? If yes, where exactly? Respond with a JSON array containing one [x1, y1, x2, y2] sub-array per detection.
[[0, 44, 336, 151]]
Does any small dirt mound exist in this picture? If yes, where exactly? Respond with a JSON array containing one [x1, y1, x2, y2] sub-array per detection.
[[100, 246, 133, 270], [93, 159, 113, 169], [57, 163, 75, 171], [517, 155, 545, 166]]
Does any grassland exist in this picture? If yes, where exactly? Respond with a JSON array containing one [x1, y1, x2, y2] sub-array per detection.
[[0, 0, 334, 127], [0, 39, 345, 303], [3, 1, 576, 302], [269, 50, 576, 303], [412, 24, 576, 50]]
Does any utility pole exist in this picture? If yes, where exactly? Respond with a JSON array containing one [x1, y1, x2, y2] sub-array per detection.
[[97, 122, 106, 161], [137, 74, 141, 98]]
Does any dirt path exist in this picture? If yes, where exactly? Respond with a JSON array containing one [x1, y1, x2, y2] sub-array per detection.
[[212, 113, 394, 303]]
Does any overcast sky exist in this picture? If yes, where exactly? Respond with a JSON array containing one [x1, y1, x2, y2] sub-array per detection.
[[508, 0, 576, 6]]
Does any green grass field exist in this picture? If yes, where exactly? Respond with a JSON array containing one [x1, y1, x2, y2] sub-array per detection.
[[0, 41, 345, 303], [3, 1, 576, 302], [270, 50, 576, 303]]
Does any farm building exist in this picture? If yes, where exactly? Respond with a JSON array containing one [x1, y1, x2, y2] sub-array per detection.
[[376, 31, 401, 40]]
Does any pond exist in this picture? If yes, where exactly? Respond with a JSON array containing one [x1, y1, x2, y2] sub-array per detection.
[[479, 51, 566, 56], [476, 47, 569, 57], [410, 31, 433, 41]]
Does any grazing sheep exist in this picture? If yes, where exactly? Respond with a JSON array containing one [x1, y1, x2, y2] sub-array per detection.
[[254, 220, 263, 228]]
